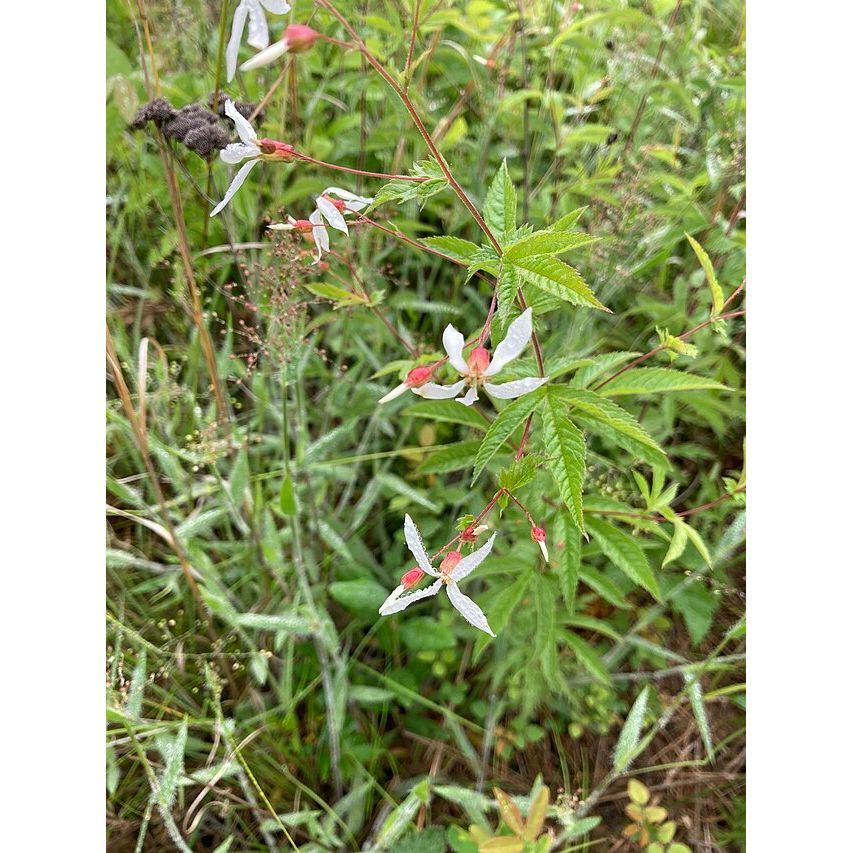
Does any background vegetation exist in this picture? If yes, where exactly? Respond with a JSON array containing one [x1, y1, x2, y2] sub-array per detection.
[[106, 0, 745, 849]]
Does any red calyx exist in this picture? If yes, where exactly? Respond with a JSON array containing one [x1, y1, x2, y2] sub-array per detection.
[[531, 526, 546, 543], [258, 138, 298, 160], [460, 526, 478, 542], [401, 568, 425, 589], [284, 24, 319, 53], [322, 195, 348, 212], [439, 551, 462, 573], [405, 365, 433, 388]]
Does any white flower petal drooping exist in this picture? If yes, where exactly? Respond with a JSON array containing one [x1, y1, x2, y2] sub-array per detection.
[[226, 0, 293, 82], [378, 514, 497, 637], [407, 308, 549, 406]]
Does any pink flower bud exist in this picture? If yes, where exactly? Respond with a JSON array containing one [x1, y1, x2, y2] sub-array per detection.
[[291, 219, 314, 231], [531, 525, 546, 543], [258, 138, 298, 161], [460, 526, 477, 542], [405, 365, 433, 387], [439, 551, 462, 573], [284, 24, 319, 53], [401, 567, 425, 589], [467, 346, 490, 374], [321, 194, 348, 212]]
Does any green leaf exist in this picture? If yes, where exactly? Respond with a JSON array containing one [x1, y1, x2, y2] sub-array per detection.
[[234, 612, 313, 633], [533, 576, 559, 683], [613, 685, 651, 770], [557, 513, 581, 612], [303, 281, 365, 306], [156, 718, 188, 809], [497, 456, 540, 493], [329, 579, 389, 616], [484, 160, 517, 240], [349, 685, 397, 704], [472, 390, 544, 482], [402, 399, 487, 431], [551, 207, 588, 231], [228, 449, 250, 505], [662, 515, 688, 566], [563, 632, 611, 685], [586, 517, 661, 600], [504, 230, 598, 261], [376, 779, 431, 848], [671, 581, 718, 646], [418, 441, 483, 475], [683, 523, 713, 567], [524, 786, 549, 841], [685, 233, 724, 315], [400, 617, 456, 651], [570, 351, 642, 388], [495, 264, 521, 338], [126, 650, 146, 720], [579, 566, 633, 610], [376, 472, 440, 511], [421, 235, 482, 262], [555, 387, 668, 468], [509, 255, 608, 311], [279, 475, 297, 516], [600, 368, 728, 397], [479, 838, 524, 853], [540, 388, 586, 532], [685, 671, 714, 761], [574, 413, 669, 469], [493, 788, 524, 835], [560, 815, 601, 840]]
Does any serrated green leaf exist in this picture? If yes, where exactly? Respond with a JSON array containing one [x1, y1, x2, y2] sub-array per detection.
[[613, 685, 651, 770], [504, 230, 598, 261], [551, 207, 587, 231], [421, 235, 482, 262], [600, 368, 728, 397], [662, 515, 688, 566], [683, 522, 713, 567], [484, 160, 517, 240], [540, 389, 586, 532], [586, 517, 661, 600], [472, 390, 543, 482], [685, 233, 724, 315], [509, 255, 608, 311], [495, 264, 521, 336], [570, 351, 642, 388], [497, 456, 539, 492], [563, 632, 610, 685], [557, 513, 581, 612], [579, 566, 632, 610]]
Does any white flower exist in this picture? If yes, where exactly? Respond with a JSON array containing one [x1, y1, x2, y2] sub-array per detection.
[[240, 24, 319, 73], [226, 0, 292, 82], [379, 514, 497, 637], [269, 188, 373, 263], [210, 100, 262, 217], [411, 308, 549, 406]]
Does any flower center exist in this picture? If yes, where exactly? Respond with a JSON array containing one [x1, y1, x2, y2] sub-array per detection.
[[439, 550, 462, 577], [258, 138, 298, 161], [405, 365, 433, 387], [467, 346, 490, 376], [321, 195, 348, 212]]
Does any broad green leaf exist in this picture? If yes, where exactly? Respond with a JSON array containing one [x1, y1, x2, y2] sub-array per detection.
[[421, 235, 482, 262], [433, 785, 492, 826], [400, 617, 456, 651], [586, 517, 661, 600], [329, 579, 388, 616], [466, 246, 501, 280], [684, 523, 713, 566], [495, 264, 521, 337], [504, 230, 598, 261], [579, 566, 632, 610], [685, 233, 724, 315], [563, 632, 610, 685], [402, 399, 487, 430], [685, 671, 714, 761], [532, 575, 559, 683], [557, 513, 581, 612], [600, 368, 728, 397], [484, 160, 517, 240], [540, 389, 586, 532], [563, 614, 621, 642], [497, 456, 540, 493], [662, 515, 688, 566], [613, 685, 651, 770], [574, 413, 669, 469], [349, 685, 396, 704], [303, 282, 365, 306], [376, 779, 431, 848], [551, 207, 587, 231], [509, 255, 608, 311], [472, 390, 544, 482], [479, 838, 524, 853]]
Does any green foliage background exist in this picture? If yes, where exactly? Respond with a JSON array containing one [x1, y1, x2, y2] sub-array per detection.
[[107, 0, 745, 849]]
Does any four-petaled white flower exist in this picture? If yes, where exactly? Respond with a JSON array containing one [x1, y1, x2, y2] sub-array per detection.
[[411, 308, 549, 406], [379, 514, 497, 636], [210, 100, 263, 217], [269, 187, 373, 263], [226, 0, 292, 82]]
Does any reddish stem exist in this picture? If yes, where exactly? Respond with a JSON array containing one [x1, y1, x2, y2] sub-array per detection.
[[294, 152, 428, 182]]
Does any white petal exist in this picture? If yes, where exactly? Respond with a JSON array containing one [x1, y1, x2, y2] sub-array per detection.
[[404, 514, 439, 576], [442, 324, 469, 374], [379, 585, 405, 613], [226, 2, 249, 82], [311, 226, 329, 263], [458, 385, 479, 406], [378, 382, 409, 404], [483, 376, 549, 399], [538, 540, 550, 562], [323, 187, 374, 207], [344, 200, 371, 213], [267, 222, 297, 231], [260, 0, 291, 13], [379, 580, 442, 615], [224, 98, 258, 144], [451, 532, 497, 581], [411, 380, 466, 400], [210, 158, 259, 217], [447, 582, 495, 636], [246, 0, 270, 49], [484, 307, 533, 376], [240, 38, 291, 71], [220, 141, 260, 164], [316, 196, 349, 234]]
